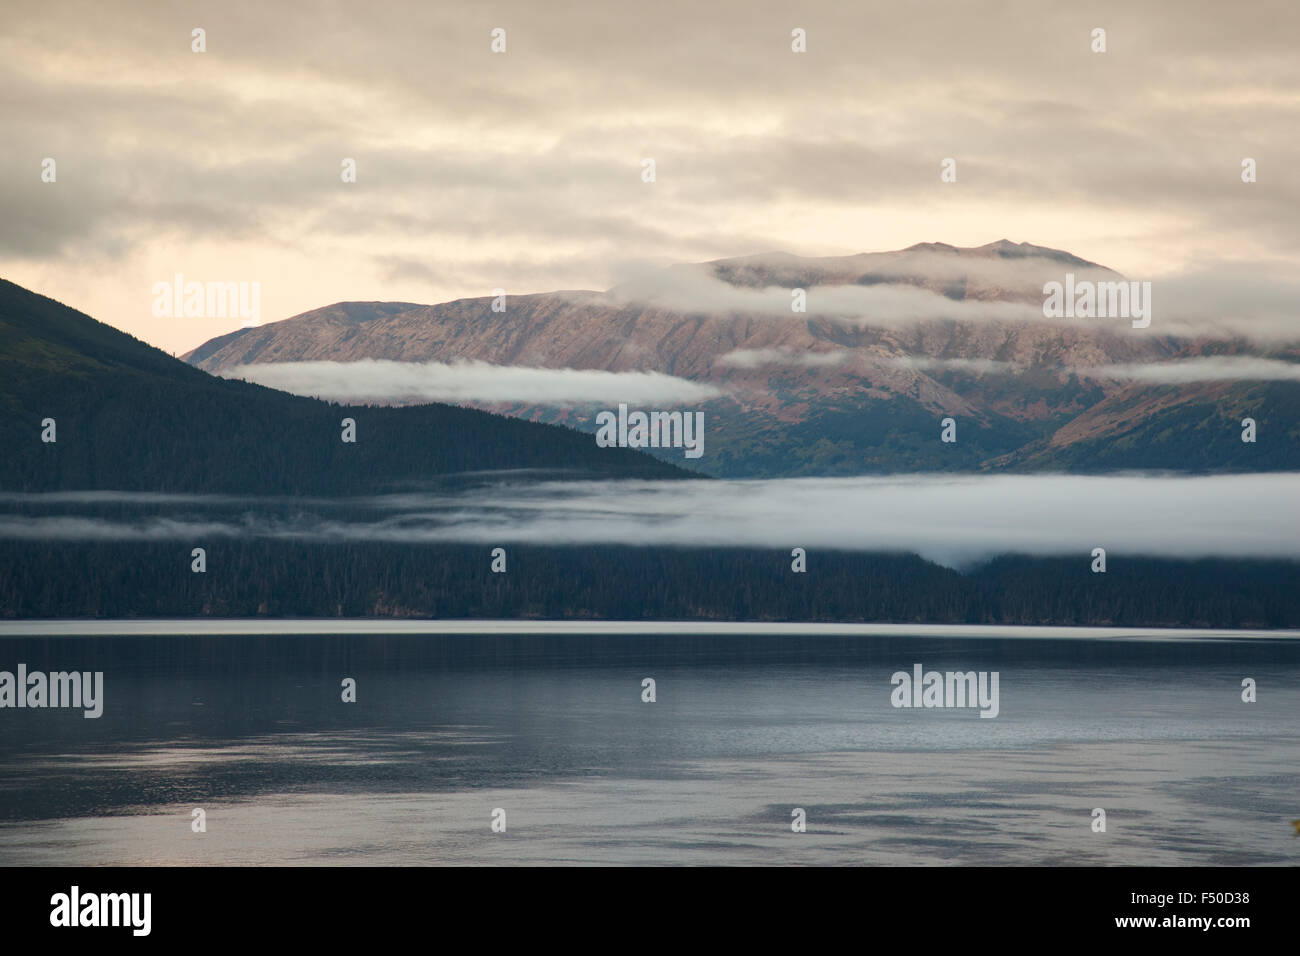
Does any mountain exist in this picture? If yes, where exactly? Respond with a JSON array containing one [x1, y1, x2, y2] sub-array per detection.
[[4, 274, 1296, 626], [0, 278, 689, 494], [184, 240, 1300, 476]]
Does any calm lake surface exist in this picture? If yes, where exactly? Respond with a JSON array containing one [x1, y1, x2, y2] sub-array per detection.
[[1, 623, 1297, 866]]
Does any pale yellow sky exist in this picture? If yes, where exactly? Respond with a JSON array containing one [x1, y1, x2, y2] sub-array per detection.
[[2, 0, 1297, 354]]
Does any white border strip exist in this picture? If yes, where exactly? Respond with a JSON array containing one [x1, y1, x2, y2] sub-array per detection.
[[0, 620, 1296, 640]]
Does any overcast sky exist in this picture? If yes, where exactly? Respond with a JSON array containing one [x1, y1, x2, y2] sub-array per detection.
[[3, 0, 1297, 354]]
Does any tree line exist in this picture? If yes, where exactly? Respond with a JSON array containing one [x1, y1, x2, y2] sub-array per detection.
[[1, 540, 1295, 627]]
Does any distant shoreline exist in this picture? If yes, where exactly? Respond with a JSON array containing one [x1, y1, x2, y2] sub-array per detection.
[[1, 620, 1297, 640]]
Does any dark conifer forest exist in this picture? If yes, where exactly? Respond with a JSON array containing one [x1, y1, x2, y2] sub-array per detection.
[[1, 541, 1295, 627], [0, 279, 688, 494]]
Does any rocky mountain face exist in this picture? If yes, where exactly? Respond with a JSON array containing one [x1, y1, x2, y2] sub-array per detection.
[[185, 241, 1300, 476]]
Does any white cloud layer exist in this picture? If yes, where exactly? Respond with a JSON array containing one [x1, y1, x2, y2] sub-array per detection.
[[221, 359, 722, 405], [888, 357, 1017, 375], [891, 355, 1300, 382], [1072, 356, 1300, 383], [717, 347, 849, 368], [3, 474, 1297, 568], [610, 266, 1045, 326]]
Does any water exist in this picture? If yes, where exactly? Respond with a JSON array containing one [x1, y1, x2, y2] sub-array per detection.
[[1, 625, 1297, 865]]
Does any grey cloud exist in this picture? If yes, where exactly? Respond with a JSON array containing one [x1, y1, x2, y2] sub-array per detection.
[[0, 516, 238, 541], [637, 255, 1300, 342], [1143, 263, 1300, 340]]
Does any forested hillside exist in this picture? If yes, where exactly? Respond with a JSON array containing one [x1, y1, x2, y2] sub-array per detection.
[[0, 279, 688, 493]]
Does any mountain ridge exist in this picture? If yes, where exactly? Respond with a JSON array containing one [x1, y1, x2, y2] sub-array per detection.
[[177, 240, 1300, 477]]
